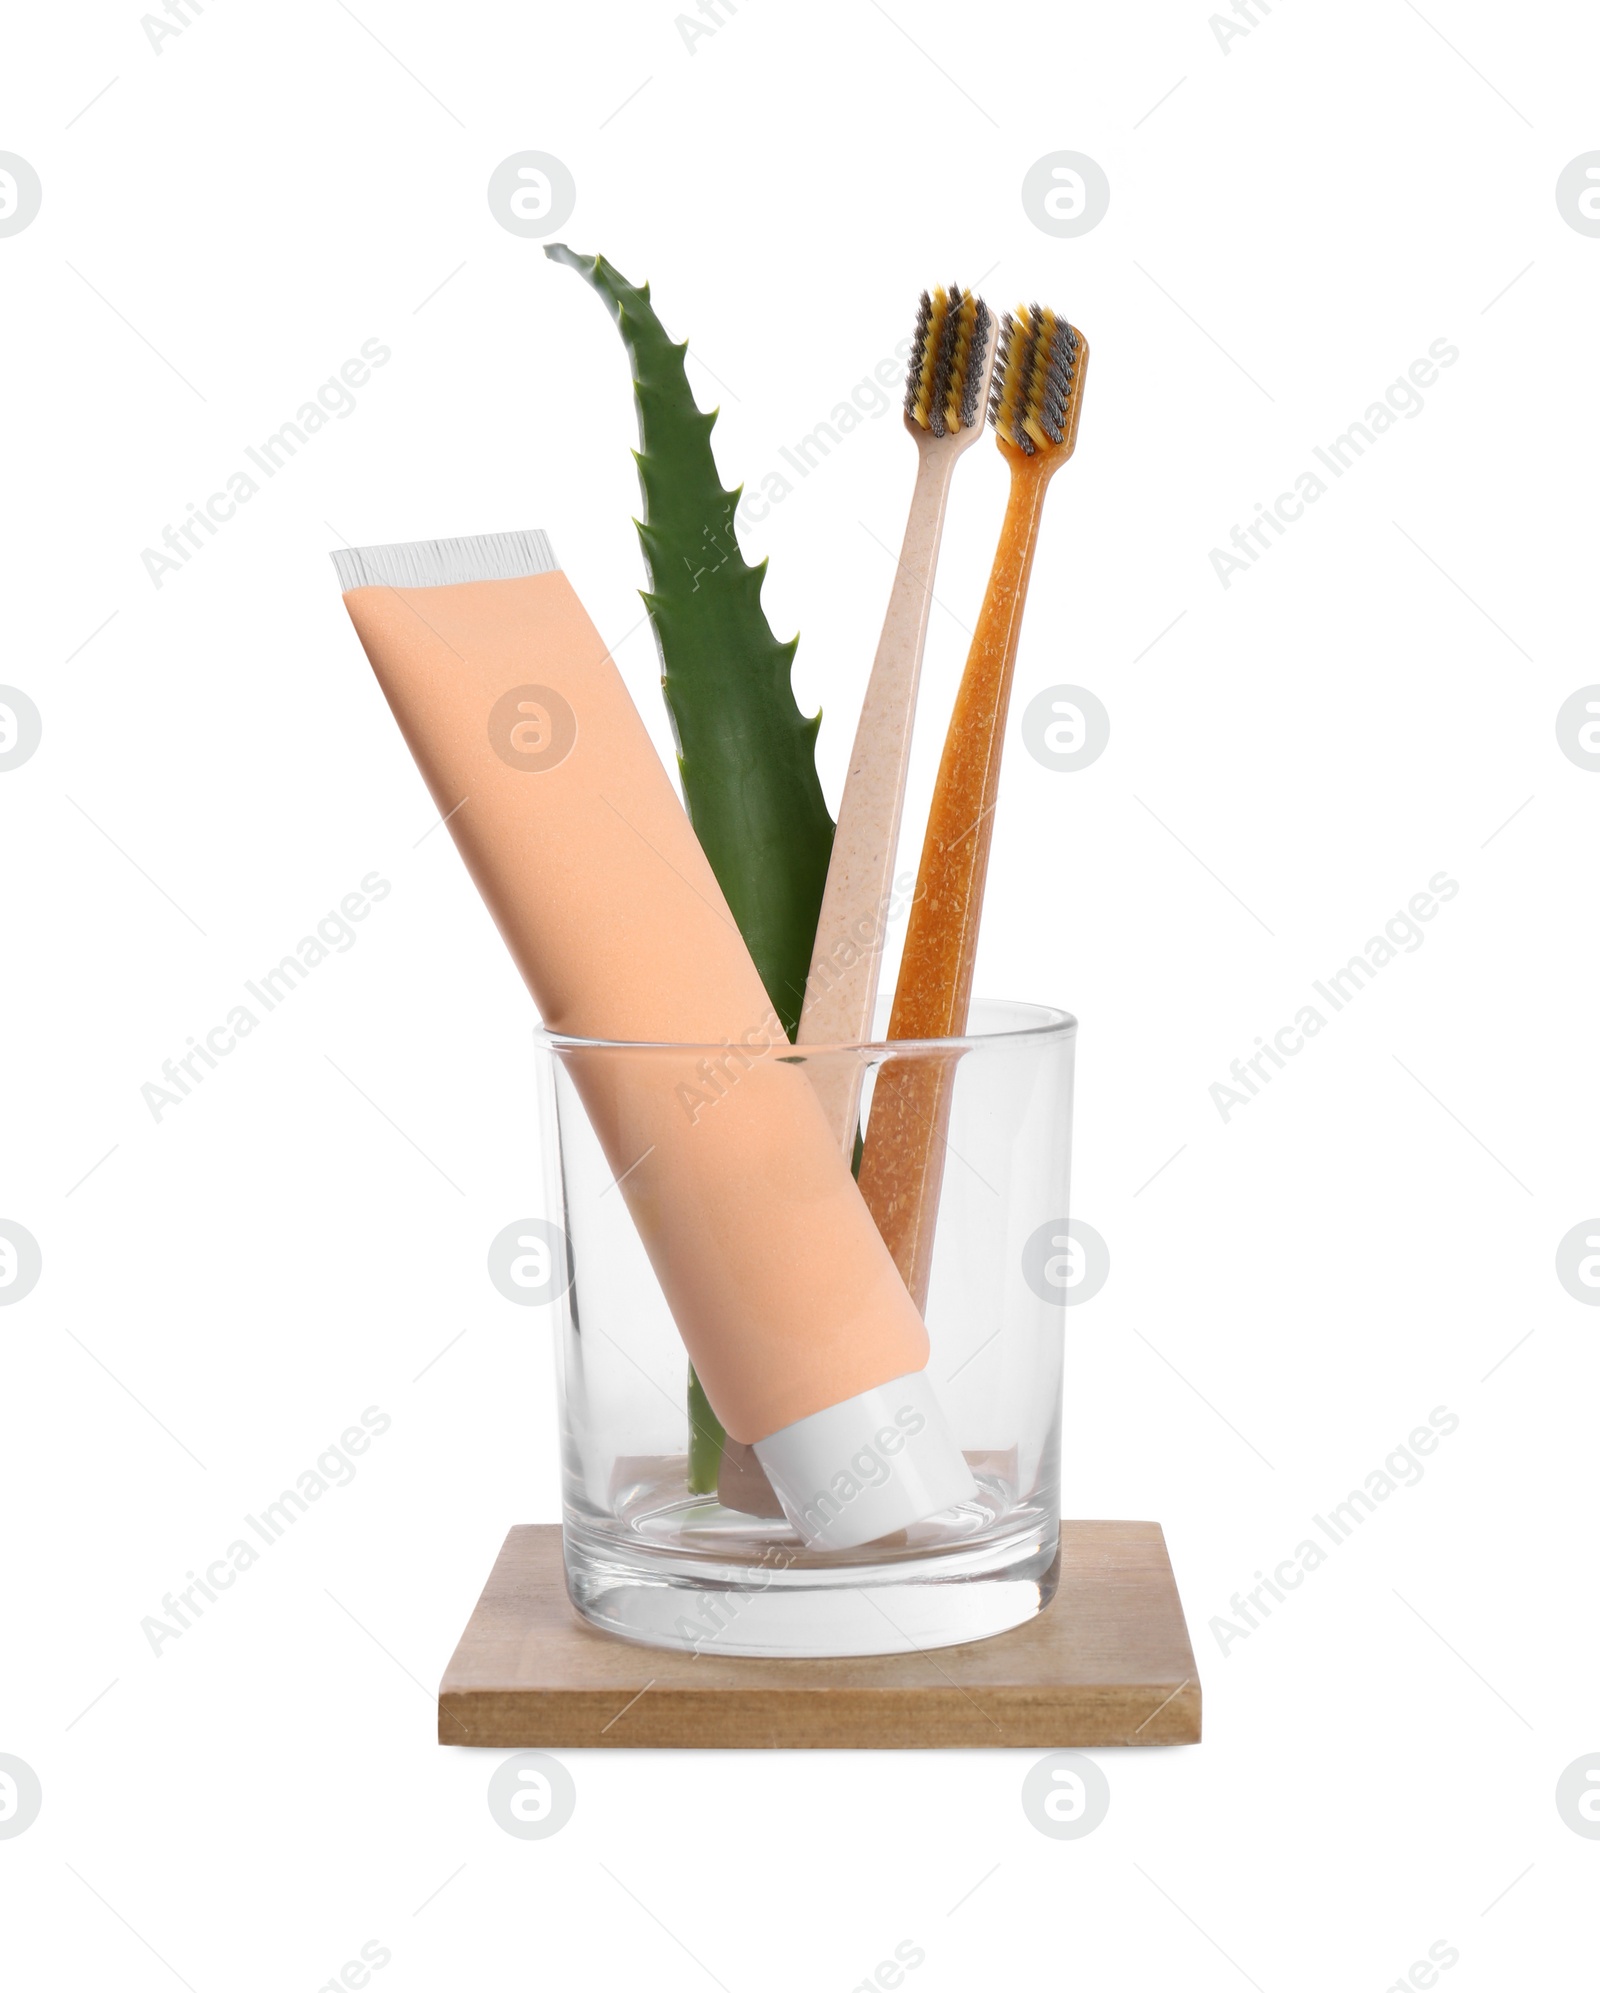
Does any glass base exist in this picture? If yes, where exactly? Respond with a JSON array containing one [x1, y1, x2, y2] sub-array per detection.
[[562, 1466, 1060, 1658]]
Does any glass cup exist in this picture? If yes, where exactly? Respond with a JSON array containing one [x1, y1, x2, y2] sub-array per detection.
[[534, 997, 1076, 1658]]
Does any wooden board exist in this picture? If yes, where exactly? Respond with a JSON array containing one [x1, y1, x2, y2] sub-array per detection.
[[438, 1522, 1200, 1749]]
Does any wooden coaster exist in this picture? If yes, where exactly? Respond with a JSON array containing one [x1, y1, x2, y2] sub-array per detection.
[[438, 1522, 1200, 1749]]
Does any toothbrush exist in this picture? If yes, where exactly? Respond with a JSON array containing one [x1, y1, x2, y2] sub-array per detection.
[[715, 286, 994, 1523], [796, 285, 995, 1152], [858, 304, 1089, 1311]]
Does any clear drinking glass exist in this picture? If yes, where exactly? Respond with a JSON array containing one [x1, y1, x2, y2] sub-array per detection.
[[534, 997, 1076, 1657]]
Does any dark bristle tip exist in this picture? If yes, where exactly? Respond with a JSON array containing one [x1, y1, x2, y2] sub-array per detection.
[[904, 290, 939, 418]]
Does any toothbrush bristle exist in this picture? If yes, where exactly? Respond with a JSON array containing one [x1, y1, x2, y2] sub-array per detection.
[[904, 286, 993, 437], [987, 305, 1081, 455]]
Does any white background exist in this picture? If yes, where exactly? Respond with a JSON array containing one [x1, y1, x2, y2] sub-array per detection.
[[3, 0, 1598, 1986]]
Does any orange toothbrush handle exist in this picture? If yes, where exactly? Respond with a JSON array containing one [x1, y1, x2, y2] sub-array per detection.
[[858, 448, 1057, 1310]]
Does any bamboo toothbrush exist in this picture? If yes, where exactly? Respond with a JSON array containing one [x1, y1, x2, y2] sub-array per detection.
[[796, 285, 995, 1152], [714, 289, 993, 1519], [858, 304, 1089, 1311]]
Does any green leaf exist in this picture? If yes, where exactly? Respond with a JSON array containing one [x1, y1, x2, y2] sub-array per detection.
[[546, 245, 835, 1042], [686, 1365, 723, 1496]]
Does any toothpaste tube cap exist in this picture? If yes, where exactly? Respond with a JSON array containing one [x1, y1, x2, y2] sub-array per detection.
[[753, 1370, 977, 1552]]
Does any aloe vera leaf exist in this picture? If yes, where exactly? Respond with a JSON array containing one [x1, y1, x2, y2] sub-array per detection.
[[548, 248, 840, 1501], [686, 1364, 723, 1496], [545, 244, 836, 1042]]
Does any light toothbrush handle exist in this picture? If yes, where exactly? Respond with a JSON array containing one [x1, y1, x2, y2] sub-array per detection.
[[797, 437, 957, 1150]]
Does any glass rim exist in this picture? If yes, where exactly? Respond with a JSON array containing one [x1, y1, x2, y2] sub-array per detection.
[[533, 996, 1077, 1057]]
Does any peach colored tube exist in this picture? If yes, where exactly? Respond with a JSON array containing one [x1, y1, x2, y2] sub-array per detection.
[[340, 562, 929, 1442]]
